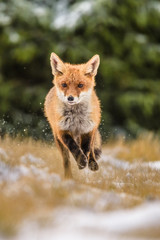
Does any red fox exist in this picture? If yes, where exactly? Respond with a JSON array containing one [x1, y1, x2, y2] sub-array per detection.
[[44, 53, 101, 178]]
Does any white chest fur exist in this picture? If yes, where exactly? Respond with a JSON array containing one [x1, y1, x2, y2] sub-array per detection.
[[59, 102, 95, 135]]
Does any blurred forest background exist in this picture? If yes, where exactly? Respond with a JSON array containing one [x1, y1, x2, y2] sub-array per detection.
[[0, 0, 160, 141]]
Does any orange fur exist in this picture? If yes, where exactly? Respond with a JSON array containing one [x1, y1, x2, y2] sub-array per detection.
[[44, 53, 101, 178]]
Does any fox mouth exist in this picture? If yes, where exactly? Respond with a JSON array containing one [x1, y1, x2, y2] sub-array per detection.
[[67, 101, 77, 105]]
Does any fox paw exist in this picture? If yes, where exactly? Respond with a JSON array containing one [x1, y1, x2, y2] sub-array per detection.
[[88, 160, 99, 171], [77, 154, 87, 170]]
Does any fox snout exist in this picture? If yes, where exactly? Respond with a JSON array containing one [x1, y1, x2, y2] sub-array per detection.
[[67, 95, 74, 102], [56, 88, 93, 105], [67, 95, 78, 105], [56, 89, 78, 105]]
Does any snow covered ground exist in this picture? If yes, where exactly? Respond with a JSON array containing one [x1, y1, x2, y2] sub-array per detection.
[[4, 202, 160, 240], [102, 152, 160, 171], [0, 140, 160, 240]]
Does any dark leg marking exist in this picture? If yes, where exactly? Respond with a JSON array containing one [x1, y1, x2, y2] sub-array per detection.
[[88, 151, 99, 171], [62, 134, 87, 169], [81, 134, 92, 157], [94, 148, 102, 160]]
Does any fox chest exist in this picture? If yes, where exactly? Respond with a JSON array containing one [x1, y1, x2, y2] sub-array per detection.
[[59, 103, 95, 134]]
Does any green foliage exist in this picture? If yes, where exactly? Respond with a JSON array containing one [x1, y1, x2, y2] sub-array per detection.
[[0, 0, 160, 140]]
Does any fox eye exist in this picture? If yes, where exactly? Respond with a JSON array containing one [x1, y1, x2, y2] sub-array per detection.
[[62, 83, 67, 88], [78, 84, 83, 88]]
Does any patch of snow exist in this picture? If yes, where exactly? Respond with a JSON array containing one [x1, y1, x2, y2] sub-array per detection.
[[0, 161, 29, 183], [9, 201, 160, 240], [29, 165, 48, 179], [101, 154, 130, 170], [20, 153, 44, 165], [48, 173, 61, 185], [94, 192, 122, 211], [147, 161, 160, 170], [18, 165, 30, 176], [103, 202, 160, 232], [101, 154, 160, 171], [0, 157, 61, 184], [0, 148, 8, 159], [112, 182, 128, 188], [18, 164, 61, 183], [83, 167, 92, 183]]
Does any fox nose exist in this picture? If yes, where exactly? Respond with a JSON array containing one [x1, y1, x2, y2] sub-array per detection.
[[68, 95, 74, 102]]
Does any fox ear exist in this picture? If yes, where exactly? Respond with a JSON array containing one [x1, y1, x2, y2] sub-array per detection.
[[85, 54, 100, 76], [50, 53, 66, 76]]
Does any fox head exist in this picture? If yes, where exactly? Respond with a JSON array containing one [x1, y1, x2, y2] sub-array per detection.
[[50, 52, 100, 105]]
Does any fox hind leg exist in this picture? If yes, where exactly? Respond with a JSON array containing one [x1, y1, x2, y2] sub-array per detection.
[[88, 130, 102, 171], [94, 130, 102, 161], [55, 138, 72, 178]]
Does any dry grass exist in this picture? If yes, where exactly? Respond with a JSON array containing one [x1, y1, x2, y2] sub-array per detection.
[[0, 134, 160, 237], [107, 133, 160, 162], [0, 137, 62, 174]]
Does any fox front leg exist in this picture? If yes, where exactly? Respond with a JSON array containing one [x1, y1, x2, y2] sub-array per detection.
[[81, 133, 99, 171], [62, 133, 87, 169]]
